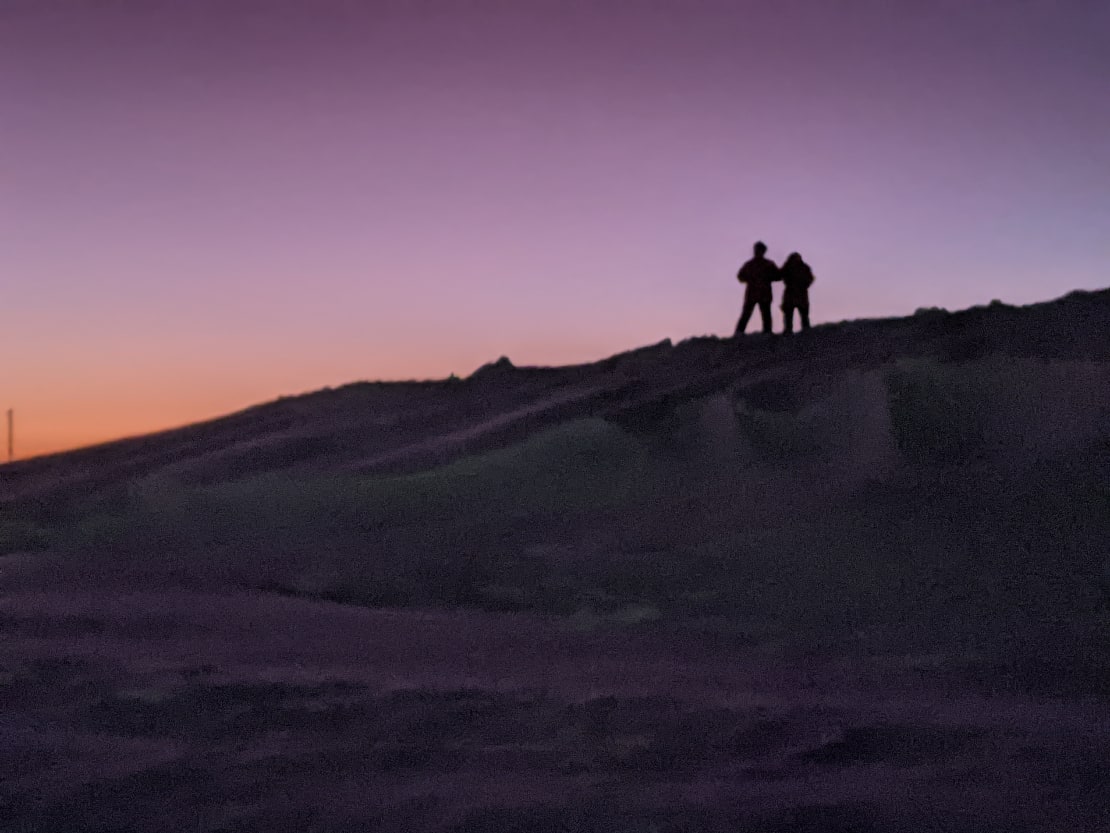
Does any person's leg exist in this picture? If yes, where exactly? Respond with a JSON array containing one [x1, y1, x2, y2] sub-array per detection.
[[783, 304, 795, 334], [735, 297, 755, 335], [800, 303, 811, 331], [759, 299, 773, 334]]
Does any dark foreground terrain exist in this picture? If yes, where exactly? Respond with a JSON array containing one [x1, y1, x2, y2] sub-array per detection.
[[3, 589, 1110, 832], [2, 290, 1110, 831]]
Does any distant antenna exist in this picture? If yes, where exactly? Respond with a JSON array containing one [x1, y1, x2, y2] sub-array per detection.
[[6, 409, 12, 463]]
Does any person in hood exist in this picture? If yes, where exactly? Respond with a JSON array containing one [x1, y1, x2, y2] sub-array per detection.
[[779, 252, 815, 334], [734, 241, 780, 336]]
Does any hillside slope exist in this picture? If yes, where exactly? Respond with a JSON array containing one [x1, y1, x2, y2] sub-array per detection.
[[3, 288, 1110, 832], [3, 286, 1108, 668], [3, 288, 1109, 507]]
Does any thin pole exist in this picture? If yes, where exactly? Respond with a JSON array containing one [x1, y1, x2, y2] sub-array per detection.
[[6, 409, 12, 463]]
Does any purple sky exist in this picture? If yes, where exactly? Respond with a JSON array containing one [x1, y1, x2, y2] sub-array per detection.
[[2, 0, 1108, 457]]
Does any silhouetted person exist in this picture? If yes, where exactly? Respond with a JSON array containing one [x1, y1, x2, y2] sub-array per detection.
[[779, 251, 815, 334], [734, 241, 779, 336]]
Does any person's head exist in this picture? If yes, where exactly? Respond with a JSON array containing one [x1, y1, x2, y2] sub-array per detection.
[[753, 241, 767, 257], [785, 252, 801, 264]]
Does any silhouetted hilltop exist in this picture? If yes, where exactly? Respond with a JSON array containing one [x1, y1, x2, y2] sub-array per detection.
[[2, 287, 1109, 509]]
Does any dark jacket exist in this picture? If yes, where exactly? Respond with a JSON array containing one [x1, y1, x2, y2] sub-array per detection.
[[779, 256, 814, 308], [737, 256, 780, 302]]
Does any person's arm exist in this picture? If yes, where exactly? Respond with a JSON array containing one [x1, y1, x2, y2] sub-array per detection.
[[737, 263, 749, 283]]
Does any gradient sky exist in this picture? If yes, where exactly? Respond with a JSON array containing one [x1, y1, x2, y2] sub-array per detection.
[[3, 0, 1108, 458]]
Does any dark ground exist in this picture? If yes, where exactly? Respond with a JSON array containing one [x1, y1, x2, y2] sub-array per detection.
[[3, 588, 1110, 833]]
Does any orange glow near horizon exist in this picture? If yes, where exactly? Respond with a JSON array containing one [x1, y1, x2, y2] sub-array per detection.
[[6, 332, 661, 460], [9, 287, 1104, 461]]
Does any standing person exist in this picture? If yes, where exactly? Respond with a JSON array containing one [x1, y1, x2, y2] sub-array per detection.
[[734, 241, 779, 336], [779, 252, 815, 334]]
